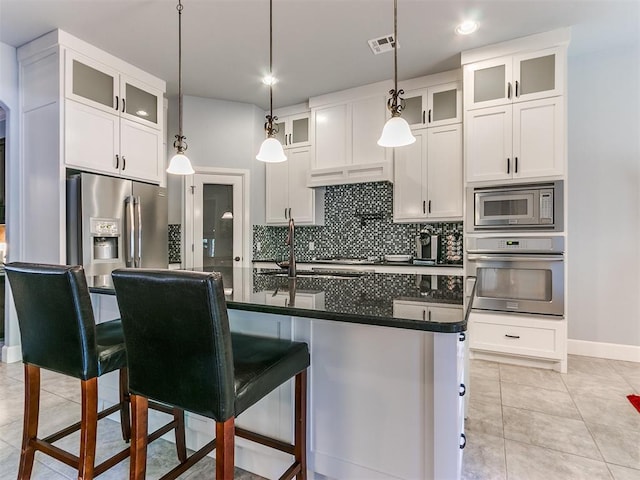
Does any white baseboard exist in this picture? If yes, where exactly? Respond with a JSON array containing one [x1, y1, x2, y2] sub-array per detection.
[[2, 344, 22, 363], [568, 339, 640, 363]]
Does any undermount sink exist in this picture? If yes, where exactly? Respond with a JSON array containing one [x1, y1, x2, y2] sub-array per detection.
[[258, 270, 367, 279]]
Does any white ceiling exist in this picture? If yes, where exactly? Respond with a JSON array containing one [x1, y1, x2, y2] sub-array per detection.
[[1, 0, 638, 110]]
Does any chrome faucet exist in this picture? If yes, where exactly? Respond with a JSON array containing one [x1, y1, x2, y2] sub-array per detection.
[[285, 217, 296, 278]]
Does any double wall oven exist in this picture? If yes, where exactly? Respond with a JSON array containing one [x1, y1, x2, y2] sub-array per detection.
[[466, 181, 565, 317]]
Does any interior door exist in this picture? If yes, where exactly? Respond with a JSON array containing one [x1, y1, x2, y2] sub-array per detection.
[[184, 173, 244, 271]]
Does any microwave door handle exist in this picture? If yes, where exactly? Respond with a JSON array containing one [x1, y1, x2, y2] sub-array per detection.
[[125, 196, 135, 267], [135, 196, 142, 267], [467, 254, 563, 262]]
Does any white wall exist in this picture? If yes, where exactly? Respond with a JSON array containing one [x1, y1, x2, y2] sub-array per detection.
[[166, 95, 266, 226], [0, 41, 22, 360], [567, 42, 640, 347]]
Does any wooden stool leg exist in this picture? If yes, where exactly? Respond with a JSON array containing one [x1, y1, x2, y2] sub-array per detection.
[[295, 370, 308, 480], [173, 408, 187, 462], [119, 368, 131, 442], [129, 395, 149, 480], [78, 377, 98, 480], [216, 417, 235, 480], [18, 364, 40, 480]]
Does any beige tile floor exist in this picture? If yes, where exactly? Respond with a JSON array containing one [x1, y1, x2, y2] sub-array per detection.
[[1, 355, 639, 479], [463, 355, 640, 480]]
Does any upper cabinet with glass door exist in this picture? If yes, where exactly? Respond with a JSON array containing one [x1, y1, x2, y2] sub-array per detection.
[[65, 51, 162, 130], [402, 81, 462, 128], [273, 111, 310, 149], [464, 47, 565, 110]]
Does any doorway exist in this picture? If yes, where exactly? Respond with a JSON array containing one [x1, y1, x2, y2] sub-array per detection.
[[183, 169, 250, 270]]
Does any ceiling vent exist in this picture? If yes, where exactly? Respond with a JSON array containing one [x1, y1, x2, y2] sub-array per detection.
[[368, 34, 397, 55]]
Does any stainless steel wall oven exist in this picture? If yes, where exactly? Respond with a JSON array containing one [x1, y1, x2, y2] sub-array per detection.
[[467, 236, 564, 316]]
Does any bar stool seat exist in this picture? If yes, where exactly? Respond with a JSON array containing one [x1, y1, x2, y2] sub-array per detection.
[[5, 262, 186, 480], [111, 268, 310, 480]]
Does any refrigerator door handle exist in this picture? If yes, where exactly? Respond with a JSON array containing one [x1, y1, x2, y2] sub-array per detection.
[[135, 196, 142, 267], [125, 196, 135, 267]]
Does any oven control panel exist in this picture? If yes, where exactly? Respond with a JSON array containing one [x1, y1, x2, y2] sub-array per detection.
[[467, 236, 565, 254]]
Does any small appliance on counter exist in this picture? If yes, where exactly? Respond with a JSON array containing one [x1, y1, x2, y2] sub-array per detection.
[[415, 229, 440, 264]]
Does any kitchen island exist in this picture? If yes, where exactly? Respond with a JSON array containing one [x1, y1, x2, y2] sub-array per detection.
[[89, 267, 474, 480]]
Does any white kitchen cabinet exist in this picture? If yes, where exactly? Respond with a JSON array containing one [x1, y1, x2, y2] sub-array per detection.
[[402, 81, 462, 128], [468, 310, 567, 373], [393, 300, 463, 323], [394, 124, 463, 222], [464, 47, 565, 110], [265, 146, 324, 226], [465, 96, 564, 182], [273, 111, 310, 149], [64, 51, 164, 183], [308, 81, 393, 186]]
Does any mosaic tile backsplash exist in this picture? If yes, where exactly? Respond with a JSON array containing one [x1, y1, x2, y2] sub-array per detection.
[[253, 182, 463, 263], [168, 224, 181, 263]]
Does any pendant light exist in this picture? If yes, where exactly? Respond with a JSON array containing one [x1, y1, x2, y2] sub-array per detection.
[[377, 0, 416, 148], [167, 0, 195, 175], [256, 0, 287, 163]]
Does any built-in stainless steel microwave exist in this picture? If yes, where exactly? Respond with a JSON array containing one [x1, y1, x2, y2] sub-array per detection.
[[467, 181, 563, 232]]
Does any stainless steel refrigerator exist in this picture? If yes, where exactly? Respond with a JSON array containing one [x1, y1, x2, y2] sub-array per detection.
[[67, 172, 168, 285]]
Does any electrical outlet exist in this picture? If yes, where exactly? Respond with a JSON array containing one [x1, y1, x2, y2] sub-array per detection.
[[256, 241, 261, 252], [308, 241, 315, 251]]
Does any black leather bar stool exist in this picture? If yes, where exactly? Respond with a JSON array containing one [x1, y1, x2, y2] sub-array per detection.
[[5, 263, 186, 480], [111, 268, 310, 480]]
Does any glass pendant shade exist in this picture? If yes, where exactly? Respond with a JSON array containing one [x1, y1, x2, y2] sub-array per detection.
[[377, 116, 416, 147], [167, 152, 195, 175], [256, 137, 287, 163]]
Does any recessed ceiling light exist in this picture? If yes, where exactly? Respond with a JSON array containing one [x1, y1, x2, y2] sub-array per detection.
[[455, 20, 479, 35], [262, 74, 277, 85]]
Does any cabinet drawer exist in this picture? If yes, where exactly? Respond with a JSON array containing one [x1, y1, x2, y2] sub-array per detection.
[[470, 319, 561, 359]]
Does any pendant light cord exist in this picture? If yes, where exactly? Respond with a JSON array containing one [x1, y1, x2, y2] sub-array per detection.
[[393, 0, 398, 94], [174, 0, 187, 152], [269, 0, 273, 118]]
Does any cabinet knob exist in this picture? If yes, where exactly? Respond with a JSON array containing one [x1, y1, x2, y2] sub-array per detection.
[[459, 383, 466, 397], [459, 332, 466, 342], [234, 256, 241, 262]]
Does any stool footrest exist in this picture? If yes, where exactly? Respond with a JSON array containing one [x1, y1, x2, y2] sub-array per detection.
[[159, 439, 217, 480], [235, 426, 295, 455], [42, 402, 122, 444]]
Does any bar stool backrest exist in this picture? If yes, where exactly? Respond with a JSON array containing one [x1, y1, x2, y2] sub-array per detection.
[[5, 262, 99, 380], [111, 269, 235, 422]]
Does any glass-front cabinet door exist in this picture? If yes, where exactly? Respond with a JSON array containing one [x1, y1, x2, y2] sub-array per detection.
[[271, 113, 309, 148], [120, 75, 162, 130], [513, 47, 564, 103], [464, 56, 513, 110], [65, 51, 119, 115], [402, 82, 461, 128]]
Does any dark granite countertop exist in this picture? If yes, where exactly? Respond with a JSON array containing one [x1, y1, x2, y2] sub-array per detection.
[[252, 258, 463, 268], [89, 267, 474, 334]]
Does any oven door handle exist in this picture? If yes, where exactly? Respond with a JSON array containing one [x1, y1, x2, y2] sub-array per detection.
[[467, 254, 564, 262]]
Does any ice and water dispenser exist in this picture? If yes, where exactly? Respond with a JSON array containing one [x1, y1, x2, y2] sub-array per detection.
[[90, 218, 120, 261]]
